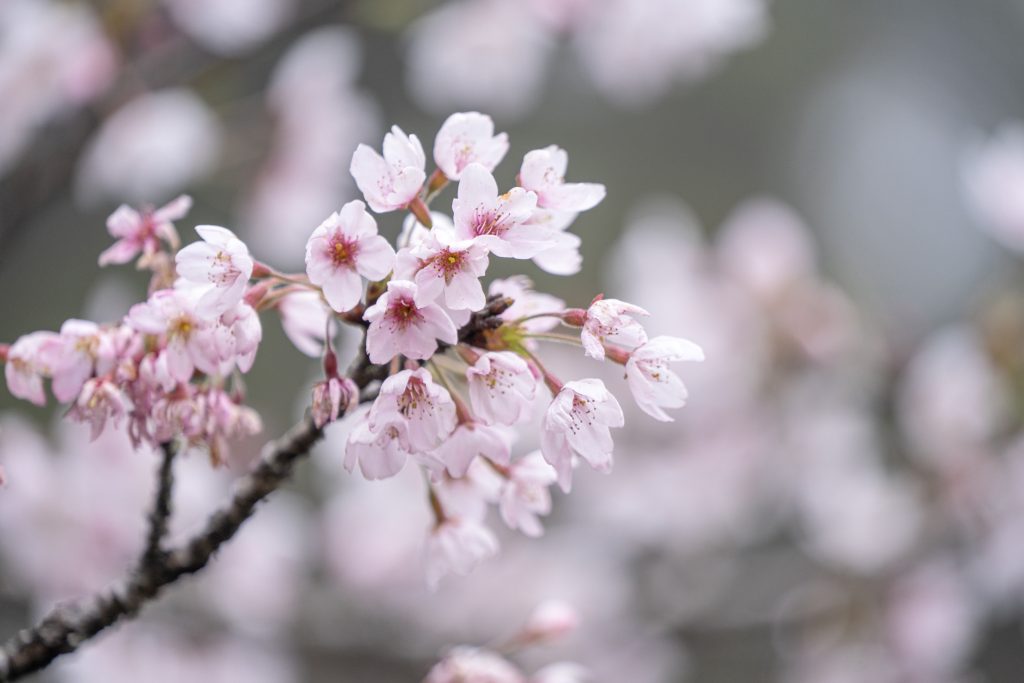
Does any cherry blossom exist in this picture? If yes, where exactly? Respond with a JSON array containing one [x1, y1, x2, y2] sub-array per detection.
[[367, 369, 456, 454], [575, 298, 649, 361], [425, 515, 499, 588], [175, 225, 254, 317], [424, 647, 524, 683], [396, 236, 490, 314], [68, 378, 130, 440], [363, 280, 457, 364], [465, 351, 537, 425], [350, 125, 426, 213], [126, 289, 216, 383], [625, 336, 704, 422], [433, 111, 509, 180], [304, 200, 396, 313], [498, 452, 557, 537], [491, 276, 565, 334], [4, 332, 61, 406], [99, 195, 190, 267], [519, 146, 605, 213], [433, 421, 511, 478], [51, 319, 116, 403], [452, 163, 548, 258], [276, 290, 332, 358], [541, 379, 624, 492], [343, 420, 411, 480]]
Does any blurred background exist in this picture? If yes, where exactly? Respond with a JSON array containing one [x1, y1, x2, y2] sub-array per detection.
[[5, 0, 1024, 680]]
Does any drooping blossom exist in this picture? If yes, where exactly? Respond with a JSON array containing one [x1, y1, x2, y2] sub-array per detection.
[[625, 336, 704, 421], [67, 378, 130, 440], [126, 289, 216, 383], [498, 452, 558, 537], [175, 225, 254, 317], [434, 111, 509, 180], [304, 200, 396, 313], [4, 332, 61, 406], [343, 420, 412, 480], [576, 298, 649, 361], [363, 280, 458, 364], [99, 195, 190, 267], [452, 163, 548, 258], [425, 516, 499, 588], [311, 376, 358, 429], [465, 351, 537, 425], [394, 228, 490, 311], [541, 379, 624, 492], [350, 125, 426, 212], [367, 369, 456, 453], [521, 599, 580, 642], [276, 290, 332, 358], [519, 146, 605, 213]]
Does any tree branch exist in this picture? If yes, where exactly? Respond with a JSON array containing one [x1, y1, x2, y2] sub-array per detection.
[[141, 441, 177, 569]]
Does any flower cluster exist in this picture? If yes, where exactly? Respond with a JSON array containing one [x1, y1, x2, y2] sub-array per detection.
[[1, 112, 702, 586]]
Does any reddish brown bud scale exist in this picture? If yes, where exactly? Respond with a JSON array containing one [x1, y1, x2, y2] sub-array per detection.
[[562, 308, 588, 327]]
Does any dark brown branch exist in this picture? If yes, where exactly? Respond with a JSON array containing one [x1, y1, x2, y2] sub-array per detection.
[[141, 441, 177, 568]]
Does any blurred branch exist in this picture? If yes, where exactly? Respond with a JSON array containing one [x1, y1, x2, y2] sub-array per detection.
[[141, 441, 177, 568]]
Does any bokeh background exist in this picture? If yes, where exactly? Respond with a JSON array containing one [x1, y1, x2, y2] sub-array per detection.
[[5, 0, 1024, 681]]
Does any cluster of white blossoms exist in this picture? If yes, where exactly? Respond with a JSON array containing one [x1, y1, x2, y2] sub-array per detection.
[[1, 112, 703, 585]]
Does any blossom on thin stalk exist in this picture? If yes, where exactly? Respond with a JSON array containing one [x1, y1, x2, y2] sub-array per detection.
[[573, 297, 649, 361], [433, 111, 509, 180], [499, 451, 557, 537], [304, 200, 396, 313], [99, 195, 190, 267], [367, 368, 456, 453], [541, 378, 625, 492], [625, 335, 704, 421], [466, 351, 537, 425], [175, 225, 254, 317]]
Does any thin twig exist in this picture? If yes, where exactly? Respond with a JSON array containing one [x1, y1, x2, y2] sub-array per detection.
[[141, 441, 176, 569]]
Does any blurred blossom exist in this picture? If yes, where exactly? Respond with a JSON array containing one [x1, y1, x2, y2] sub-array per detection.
[[162, 0, 296, 56], [0, 0, 116, 174], [962, 122, 1024, 253], [53, 624, 297, 683], [243, 27, 379, 262], [75, 89, 222, 204], [405, 0, 552, 119]]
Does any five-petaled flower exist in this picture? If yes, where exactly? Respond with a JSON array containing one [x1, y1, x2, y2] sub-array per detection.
[[363, 280, 458, 364], [350, 125, 427, 213], [175, 225, 254, 318], [541, 378, 625, 493], [452, 163, 549, 258], [433, 111, 509, 180]]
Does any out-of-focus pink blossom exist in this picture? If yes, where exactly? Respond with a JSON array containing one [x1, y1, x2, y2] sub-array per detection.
[[519, 146, 605, 213], [363, 280, 458, 364], [466, 351, 537, 425], [99, 196, 190, 267], [522, 599, 580, 642], [452, 164, 547, 258], [311, 376, 358, 428], [425, 516, 499, 588], [963, 123, 1024, 253], [68, 378, 130, 440], [162, 0, 296, 57], [344, 420, 411, 480], [368, 369, 457, 454], [51, 319, 116, 403], [530, 663, 590, 683], [432, 421, 511, 478], [578, 298, 649, 361], [434, 111, 510, 180], [541, 378, 624, 492], [277, 290, 331, 358], [175, 226, 254, 318], [424, 646, 524, 683], [625, 336, 704, 422], [491, 276, 565, 335], [499, 452, 557, 537], [304, 200, 396, 313], [4, 331, 60, 406], [350, 125, 426, 213]]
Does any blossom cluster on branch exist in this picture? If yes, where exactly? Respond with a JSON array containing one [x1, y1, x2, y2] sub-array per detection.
[[1, 111, 702, 588]]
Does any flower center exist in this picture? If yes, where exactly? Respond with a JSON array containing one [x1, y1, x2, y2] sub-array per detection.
[[329, 235, 358, 268], [386, 295, 423, 331]]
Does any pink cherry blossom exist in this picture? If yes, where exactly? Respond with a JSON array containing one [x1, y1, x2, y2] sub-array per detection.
[[98, 195, 190, 267], [126, 289, 215, 383], [394, 228, 490, 311], [521, 599, 580, 642], [491, 276, 565, 334], [424, 647, 524, 683], [277, 290, 332, 358], [519, 146, 605, 213], [311, 376, 358, 428], [499, 452, 557, 537], [368, 368, 456, 453], [343, 421, 412, 480], [4, 332, 61, 406], [433, 421, 511, 478], [533, 224, 583, 276], [433, 111, 509, 180], [67, 378, 130, 440], [578, 298, 649, 360], [175, 225, 254, 317], [51, 319, 116, 403], [466, 351, 537, 425], [452, 163, 549, 258], [304, 200, 396, 313], [350, 125, 426, 212], [425, 516, 499, 588], [541, 378, 624, 492], [363, 280, 458, 364], [625, 336, 704, 422], [530, 663, 590, 683]]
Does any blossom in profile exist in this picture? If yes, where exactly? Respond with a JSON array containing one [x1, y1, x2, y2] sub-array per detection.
[[433, 421, 511, 478], [350, 125, 426, 212], [576, 298, 649, 360], [175, 225, 254, 317], [434, 111, 510, 180], [367, 368, 457, 454], [466, 351, 537, 425], [519, 146, 605, 213], [425, 516, 499, 588], [343, 421, 411, 480], [304, 200, 396, 313], [498, 452, 557, 537], [625, 336, 704, 422], [363, 280, 457, 364], [452, 163, 548, 258], [4, 332, 61, 406], [541, 378, 624, 492]]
